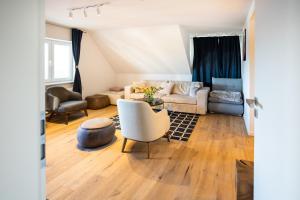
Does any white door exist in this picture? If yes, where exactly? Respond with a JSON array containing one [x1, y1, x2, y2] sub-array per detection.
[[0, 1, 45, 200], [254, 0, 300, 200]]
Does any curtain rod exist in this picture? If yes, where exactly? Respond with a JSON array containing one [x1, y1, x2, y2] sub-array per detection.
[[190, 32, 243, 38]]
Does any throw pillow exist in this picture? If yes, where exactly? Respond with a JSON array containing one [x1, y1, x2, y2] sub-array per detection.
[[159, 81, 174, 96], [134, 86, 146, 93], [109, 87, 124, 92], [189, 82, 203, 96], [172, 82, 191, 95], [132, 81, 147, 93]]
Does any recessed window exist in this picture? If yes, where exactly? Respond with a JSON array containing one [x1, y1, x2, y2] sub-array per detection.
[[44, 39, 74, 84]]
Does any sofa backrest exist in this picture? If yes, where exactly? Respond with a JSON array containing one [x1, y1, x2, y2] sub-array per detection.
[[212, 78, 242, 92], [145, 80, 203, 95]]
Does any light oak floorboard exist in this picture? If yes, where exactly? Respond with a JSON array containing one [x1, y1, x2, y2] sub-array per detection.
[[46, 106, 254, 200]]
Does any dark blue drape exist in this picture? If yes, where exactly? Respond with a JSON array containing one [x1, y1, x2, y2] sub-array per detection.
[[72, 28, 83, 94], [219, 36, 241, 79], [192, 36, 241, 87], [192, 37, 219, 86]]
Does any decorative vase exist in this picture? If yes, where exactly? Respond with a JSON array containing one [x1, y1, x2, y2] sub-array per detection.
[[143, 86, 161, 104], [144, 94, 154, 103]]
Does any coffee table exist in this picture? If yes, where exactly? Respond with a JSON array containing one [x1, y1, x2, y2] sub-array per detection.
[[135, 98, 164, 108]]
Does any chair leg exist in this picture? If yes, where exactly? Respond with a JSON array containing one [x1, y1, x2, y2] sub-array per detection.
[[147, 142, 150, 159], [166, 132, 170, 142], [47, 111, 55, 122], [65, 113, 69, 125], [121, 138, 127, 152], [84, 109, 88, 116]]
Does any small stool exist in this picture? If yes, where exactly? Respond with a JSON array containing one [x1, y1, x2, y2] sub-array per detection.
[[85, 94, 110, 110], [77, 118, 115, 148]]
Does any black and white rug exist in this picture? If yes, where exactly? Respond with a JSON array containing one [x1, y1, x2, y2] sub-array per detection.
[[111, 111, 200, 142]]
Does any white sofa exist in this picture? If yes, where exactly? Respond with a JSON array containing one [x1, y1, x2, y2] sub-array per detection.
[[124, 80, 210, 114]]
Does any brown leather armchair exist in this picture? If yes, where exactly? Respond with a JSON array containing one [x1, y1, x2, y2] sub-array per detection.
[[46, 86, 88, 125]]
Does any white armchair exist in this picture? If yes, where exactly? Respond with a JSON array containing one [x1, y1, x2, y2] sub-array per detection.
[[117, 99, 170, 158]]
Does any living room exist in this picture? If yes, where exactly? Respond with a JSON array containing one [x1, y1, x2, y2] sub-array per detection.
[[1, 1, 300, 200]]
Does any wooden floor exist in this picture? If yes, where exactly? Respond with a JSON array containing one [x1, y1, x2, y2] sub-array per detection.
[[46, 106, 254, 200]]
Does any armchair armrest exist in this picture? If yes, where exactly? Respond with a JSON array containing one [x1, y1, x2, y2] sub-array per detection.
[[46, 94, 60, 111], [155, 109, 170, 133], [196, 87, 210, 115], [124, 85, 134, 99], [68, 91, 82, 101]]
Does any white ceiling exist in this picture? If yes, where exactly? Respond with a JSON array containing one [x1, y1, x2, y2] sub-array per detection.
[[46, 0, 253, 32]]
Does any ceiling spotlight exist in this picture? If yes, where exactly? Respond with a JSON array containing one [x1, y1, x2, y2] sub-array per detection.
[[83, 8, 87, 18], [68, 10, 73, 19], [68, 2, 109, 19], [97, 6, 101, 16]]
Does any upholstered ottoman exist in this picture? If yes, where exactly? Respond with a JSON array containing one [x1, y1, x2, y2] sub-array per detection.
[[77, 118, 115, 148], [100, 91, 124, 105], [85, 94, 110, 110]]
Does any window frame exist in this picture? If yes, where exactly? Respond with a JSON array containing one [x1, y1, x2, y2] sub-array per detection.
[[44, 38, 74, 84]]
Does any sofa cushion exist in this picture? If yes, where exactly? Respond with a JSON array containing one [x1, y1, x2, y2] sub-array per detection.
[[210, 90, 242, 103], [162, 94, 196, 105], [172, 82, 191, 95], [209, 97, 243, 105], [58, 100, 87, 113]]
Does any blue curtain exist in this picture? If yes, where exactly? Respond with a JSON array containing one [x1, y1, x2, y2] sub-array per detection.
[[72, 28, 83, 94], [192, 37, 219, 86], [192, 36, 241, 87]]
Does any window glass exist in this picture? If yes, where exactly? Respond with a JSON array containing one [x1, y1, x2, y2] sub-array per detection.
[[44, 43, 49, 80], [44, 39, 73, 83], [53, 43, 72, 80]]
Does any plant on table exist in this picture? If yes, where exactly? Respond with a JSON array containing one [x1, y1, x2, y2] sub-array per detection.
[[143, 86, 161, 103]]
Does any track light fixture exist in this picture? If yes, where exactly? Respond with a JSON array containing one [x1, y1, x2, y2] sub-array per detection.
[[67, 2, 109, 19], [83, 8, 87, 18], [68, 10, 73, 19], [97, 6, 101, 16]]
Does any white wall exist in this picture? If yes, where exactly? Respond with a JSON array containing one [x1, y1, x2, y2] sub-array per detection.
[[79, 33, 116, 97], [242, 1, 255, 135], [45, 23, 116, 96], [0, 1, 44, 199], [254, 0, 300, 199], [92, 25, 192, 86], [178, 26, 192, 69], [46, 22, 71, 41]]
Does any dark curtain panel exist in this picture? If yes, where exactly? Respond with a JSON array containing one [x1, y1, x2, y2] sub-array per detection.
[[192, 36, 241, 86], [192, 37, 219, 86], [72, 28, 83, 94], [218, 36, 241, 78]]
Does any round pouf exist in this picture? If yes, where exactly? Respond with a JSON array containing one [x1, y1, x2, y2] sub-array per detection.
[[85, 94, 110, 110], [77, 118, 115, 148]]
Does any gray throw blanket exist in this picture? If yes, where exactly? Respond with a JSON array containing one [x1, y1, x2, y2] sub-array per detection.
[[210, 90, 242, 103]]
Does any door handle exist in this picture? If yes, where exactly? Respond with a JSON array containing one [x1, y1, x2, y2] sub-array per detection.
[[246, 97, 263, 109], [246, 98, 256, 108]]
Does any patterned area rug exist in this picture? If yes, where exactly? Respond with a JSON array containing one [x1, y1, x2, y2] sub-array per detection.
[[111, 111, 200, 141]]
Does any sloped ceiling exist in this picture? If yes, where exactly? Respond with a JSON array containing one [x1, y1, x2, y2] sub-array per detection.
[[92, 25, 190, 74], [45, 0, 252, 75]]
